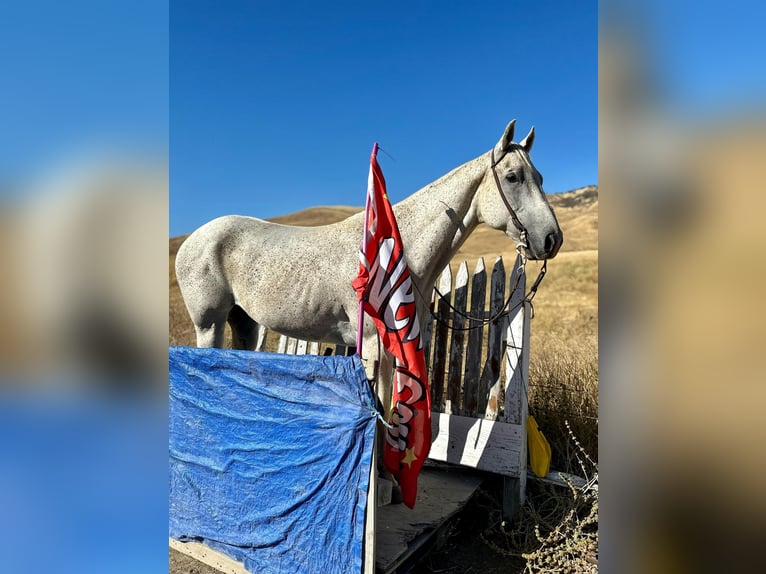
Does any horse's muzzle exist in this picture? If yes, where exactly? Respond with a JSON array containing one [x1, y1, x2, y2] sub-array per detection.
[[544, 230, 563, 259]]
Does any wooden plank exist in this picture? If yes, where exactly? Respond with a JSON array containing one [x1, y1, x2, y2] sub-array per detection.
[[295, 339, 308, 355], [169, 538, 249, 574], [504, 253, 528, 425], [276, 334, 288, 354], [422, 296, 435, 368], [485, 257, 508, 420], [309, 341, 320, 355], [286, 337, 298, 354], [527, 468, 588, 490], [363, 432, 377, 574], [255, 325, 267, 352], [427, 412, 522, 477], [430, 267, 452, 411], [502, 255, 529, 520], [462, 257, 486, 417], [446, 261, 469, 415], [479, 256, 506, 419], [518, 300, 531, 505], [375, 467, 484, 574], [502, 305, 531, 517]]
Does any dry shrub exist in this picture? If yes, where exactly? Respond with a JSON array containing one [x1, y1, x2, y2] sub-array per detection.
[[521, 424, 598, 573], [528, 333, 598, 474], [478, 424, 599, 573]]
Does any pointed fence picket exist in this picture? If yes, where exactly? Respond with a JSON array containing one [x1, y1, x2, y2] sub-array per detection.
[[430, 269, 451, 409], [257, 254, 531, 513], [462, 257, 486, 417]]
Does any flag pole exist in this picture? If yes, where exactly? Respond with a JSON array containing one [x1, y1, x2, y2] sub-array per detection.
[[360, 143, 378, 574], [357, 142, 379, 358]]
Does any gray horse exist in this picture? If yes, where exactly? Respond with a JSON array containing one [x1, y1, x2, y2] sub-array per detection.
[[176, 120, 562, 412]]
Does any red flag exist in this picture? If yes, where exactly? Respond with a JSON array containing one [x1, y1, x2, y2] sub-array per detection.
[[352, 144, 432, 509]]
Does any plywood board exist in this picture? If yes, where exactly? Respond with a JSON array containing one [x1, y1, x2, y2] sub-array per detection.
[[428, 412, 523, 477]]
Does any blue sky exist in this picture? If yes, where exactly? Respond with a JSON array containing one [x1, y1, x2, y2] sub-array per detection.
[[170, 1, 598, 236], [2, 2, 764, 237], [0, 1, 168, 182]]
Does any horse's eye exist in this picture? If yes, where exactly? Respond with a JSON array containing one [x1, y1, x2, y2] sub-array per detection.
[[506, 173, 518, 183]]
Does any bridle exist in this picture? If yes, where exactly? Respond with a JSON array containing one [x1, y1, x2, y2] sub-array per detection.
[[491, 147, 528, 250], [416, 149, 549, 331]]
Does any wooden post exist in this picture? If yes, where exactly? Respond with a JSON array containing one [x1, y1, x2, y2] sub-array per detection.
[[255, 324, 267, 352], [502, 254, 529, 520], [363, 428, 377, 574]]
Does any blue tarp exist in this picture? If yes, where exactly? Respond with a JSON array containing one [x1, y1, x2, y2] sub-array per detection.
[[169, 347, 376, 574]]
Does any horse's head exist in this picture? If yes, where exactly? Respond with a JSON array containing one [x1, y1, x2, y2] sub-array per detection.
[[478, 119, 563, 260]]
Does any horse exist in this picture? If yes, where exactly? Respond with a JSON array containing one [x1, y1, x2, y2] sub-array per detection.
[[176, 119, 563, 414]]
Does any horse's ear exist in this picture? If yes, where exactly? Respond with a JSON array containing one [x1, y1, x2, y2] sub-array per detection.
[[494, 119, 516, 156], [520, 126, 535, 153]]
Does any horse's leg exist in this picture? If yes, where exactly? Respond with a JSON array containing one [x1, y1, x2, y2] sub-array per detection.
[[179, 277, 233, 349], [227, 305, 259, 350], [187, 300, 231, 348], [194, 320, 227, 348]]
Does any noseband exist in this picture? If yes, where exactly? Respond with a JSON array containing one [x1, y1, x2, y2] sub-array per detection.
[[491, 148, 528, 248]]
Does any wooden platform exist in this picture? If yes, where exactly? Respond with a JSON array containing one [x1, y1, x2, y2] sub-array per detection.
[[170, 465, 485, 574], [375, 465, 484, 573]]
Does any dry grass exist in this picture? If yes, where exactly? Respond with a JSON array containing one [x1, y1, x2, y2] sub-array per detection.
[[526, 251, 598, 469]]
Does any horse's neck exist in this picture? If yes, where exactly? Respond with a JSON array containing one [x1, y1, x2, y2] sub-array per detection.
[[393, 152, 489, 287]]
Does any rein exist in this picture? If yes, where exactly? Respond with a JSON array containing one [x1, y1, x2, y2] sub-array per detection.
[[422, 252, 548, 332]]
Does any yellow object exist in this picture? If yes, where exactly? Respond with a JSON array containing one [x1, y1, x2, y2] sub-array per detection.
[[527, 415, 552, 477]]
